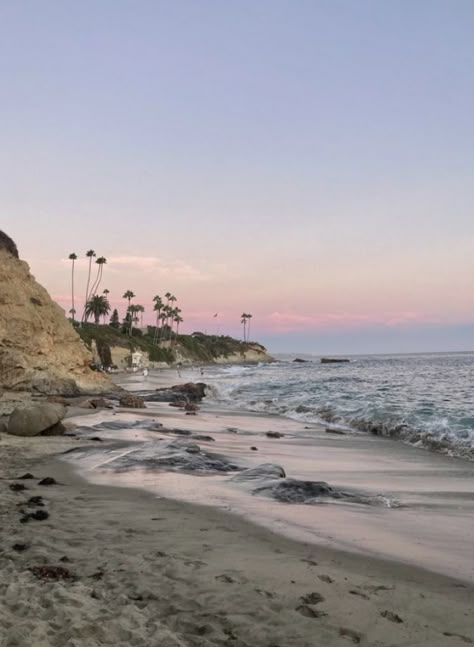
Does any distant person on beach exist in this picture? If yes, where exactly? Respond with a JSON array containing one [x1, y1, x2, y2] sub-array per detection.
[[143, 368, 148, 377]]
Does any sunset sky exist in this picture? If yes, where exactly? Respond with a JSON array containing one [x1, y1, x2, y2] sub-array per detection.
[[1, 1, 473, 354]]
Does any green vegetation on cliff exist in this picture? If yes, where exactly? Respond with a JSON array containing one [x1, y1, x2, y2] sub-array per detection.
[[76, 323, 269, 368]]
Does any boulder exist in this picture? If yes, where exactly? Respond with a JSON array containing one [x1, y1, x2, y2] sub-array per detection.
[[8, 403, 66, 436], [119, 394, 146, 409]]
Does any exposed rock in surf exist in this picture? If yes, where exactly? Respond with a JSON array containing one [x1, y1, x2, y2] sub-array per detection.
[[255, 478, 333, 503], [230, 464, 286, 482], [320, 358, 350, 364], [85, 439, 242, 475], [266, 431, 284, 438], [293, 358, 309, 363], [325, 428, 346, 435], [7, 403, 66, 437]]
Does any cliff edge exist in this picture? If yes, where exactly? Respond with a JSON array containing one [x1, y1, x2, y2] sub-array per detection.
[[0, 232, 111, 395]]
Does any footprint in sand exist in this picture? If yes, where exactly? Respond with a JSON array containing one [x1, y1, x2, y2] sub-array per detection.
[[300, 592, 325, 605], [339, 627, 364, 644], [442, 632, 473, 644], [255, 588, 275, 599], [301, 558, 318, 566], [215, 574, 236, 583], [295, 604, 327, 619], [380, 610, 403, 623], [349, 589, 370, 600], [318, 574, 334, 584]]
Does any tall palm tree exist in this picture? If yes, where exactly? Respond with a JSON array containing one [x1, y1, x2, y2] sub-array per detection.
[[122, 290, 135, 336], [152, 295, 163, 344], [246, 313, 253, 342], [85, 294, 111, 325], [241, 313, 248, 342], [135, 304, 145, 328], [82, 250, 96, 322], [173, 311, 183, 345], [90, 256, 107, 297], [68, 253, 77, 322]]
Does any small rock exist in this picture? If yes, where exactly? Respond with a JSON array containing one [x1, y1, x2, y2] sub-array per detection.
[[26, 496, 44, 507], [12, 543, 30, 552], [9, 483, 27, 492], [18, 473, 35, 479], [250, 446, 258, 451], [38, 477, 57, 486], [266, 431, 284, 438], [325, 428, 346, 435]]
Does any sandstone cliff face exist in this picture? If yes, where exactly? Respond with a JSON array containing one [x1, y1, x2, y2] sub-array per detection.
[[0, 248, 111, 395]]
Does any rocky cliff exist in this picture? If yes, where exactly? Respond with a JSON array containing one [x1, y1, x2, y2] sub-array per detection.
[[0, 234, 111, 395]]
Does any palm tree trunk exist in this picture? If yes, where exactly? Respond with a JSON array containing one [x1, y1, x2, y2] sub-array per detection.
[[82, 257, 93, 322], [71, 260, 75, 322]]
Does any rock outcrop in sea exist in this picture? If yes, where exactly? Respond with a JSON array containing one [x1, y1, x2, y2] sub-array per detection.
[[0, 230, 111, 395]]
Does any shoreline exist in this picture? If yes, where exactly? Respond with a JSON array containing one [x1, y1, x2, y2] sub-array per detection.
[[1, 432, 473, 647]]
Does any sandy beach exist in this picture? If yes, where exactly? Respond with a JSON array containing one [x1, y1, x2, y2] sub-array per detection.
[[0, 372, 473, 647]]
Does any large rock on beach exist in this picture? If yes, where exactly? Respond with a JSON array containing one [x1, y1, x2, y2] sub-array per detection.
[[0, 231, 111, 395], [119, 394, 146, 409], [8, 403, 66, 436]]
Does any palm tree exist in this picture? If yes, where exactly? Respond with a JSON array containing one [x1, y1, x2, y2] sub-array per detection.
[[122, 290, 135, 336], [173, 312, 183, 345], [102, 289, 110, 323], [82, 250, 96, 322], [85, 294, 111, 325], [135, 304, 145, 328], [152, 295, 163, 344], [68, 253, 77, 322], [128, 304, 142, 334], [246, 313, 253, 342], [241, 313, 248, 342], [89, 256, 107, 297]]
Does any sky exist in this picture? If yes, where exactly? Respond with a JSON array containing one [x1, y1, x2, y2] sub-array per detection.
[[0, 0, 473, 354]]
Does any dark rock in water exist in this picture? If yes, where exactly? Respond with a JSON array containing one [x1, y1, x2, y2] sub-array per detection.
[[8, 403, 66, 436], [21, 509, 49, 522], [296, 405, 311, 413], [26, 496, 44, 507], [266, 431, 284, 439], [103, 439, 242, 475], [325, 428, 346, 435], [293, 358, 308, 363], [192, 434, 215, 442], [18, 473, 35, 479], [254, 478, 333, 503], [89, 436, 103, 442], [119, 394, 146, 409], [9, 483, 27, 492], [38, 477, 57, 486], [230, 464, 286, 483], [170, 382, 207, 402], [320, 357, 350, 364], [250, 446, 258, 451]]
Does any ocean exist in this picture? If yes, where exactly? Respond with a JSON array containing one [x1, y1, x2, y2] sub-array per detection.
[[202, 351, 474, 460]]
